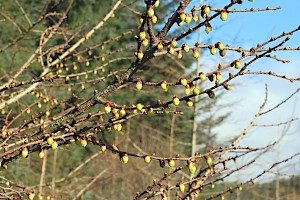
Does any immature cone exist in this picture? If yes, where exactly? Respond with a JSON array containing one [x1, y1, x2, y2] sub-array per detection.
[[168, 159, 175, 167], [180, 12, 186, 21], [171, 38, 177, 47], [199, 72, 206, 81], [201, 9, 208, 18], [114, 123, 122, 131], [193, 49, 199, 58], [142, 38, 149, 46], [160, 81, 167, 91], [137, 50, 144, 60], [178, 21, 184, 26], [113, 112, 120, 119], [81, 139, 88, 147], [144, 155, 151, 164], [182, 44, 190, 52], [151, 15, 158, 24], [202, 5, 210, 15], [177, 50, 183, 59], [220, 10, 228, 21], [47, 137, 54, 145], [206, 156, 213, 165], [22, 148, 29, 158], [154, 0, 160, 7], [205, 23, 212, 34], [185, 85, 191, 95], [119, 108, 126, 116], [147, 6, 154, 17], [39, 150, 45, 159], [28, 192, 35, 200], [51, 141, 58, 150], [112, 107, 119, 114], [216, 72, 222, 82], [180, 78, 187, 86], [187, 99, 193, 107], [192, 14, 198, 22], [168, 47, 175, 54], [185, 14, 191, 24], [104, 103, 111, 113], [188, 162, 196, 174], [2, 130, 7, 138], [215, 42, 224, 51], [193, 88, 200, 95], [136, 79, 143, 90], [234, 60, 242, 69], [210, 46, 217, 55], [136, 103, 143, 111], [157, 42, 163, 50], [120, 154, 129, 164], [173, 96, 180, 106], [189, 84, 195, 91], [139, 31, 146, 40], [223, 84, 232, 91], [101, 145, 106, 152], [164, 109, 170, 115], [5, 181, 10, 187], [179, 183, 185, 193]]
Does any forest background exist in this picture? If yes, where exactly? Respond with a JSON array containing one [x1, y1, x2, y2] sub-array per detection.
[[0, 0, 299, 199]]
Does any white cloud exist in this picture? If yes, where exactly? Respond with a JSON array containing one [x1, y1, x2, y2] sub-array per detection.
[[210, 57, 300, 182]]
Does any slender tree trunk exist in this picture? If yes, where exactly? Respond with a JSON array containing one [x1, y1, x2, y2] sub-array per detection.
[[168, 107, 176, 198], [52, 149, 58, 197], [169, 107, 176, 156], [39, 150, 47, 194], [191, 0, 202, 157], [275, 148, 280, 200]]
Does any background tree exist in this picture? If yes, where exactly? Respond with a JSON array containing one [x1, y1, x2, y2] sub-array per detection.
[[0, 0, 299, 199]]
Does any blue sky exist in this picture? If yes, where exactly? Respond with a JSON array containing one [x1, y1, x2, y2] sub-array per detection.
[[187, 0, 300, 182]]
